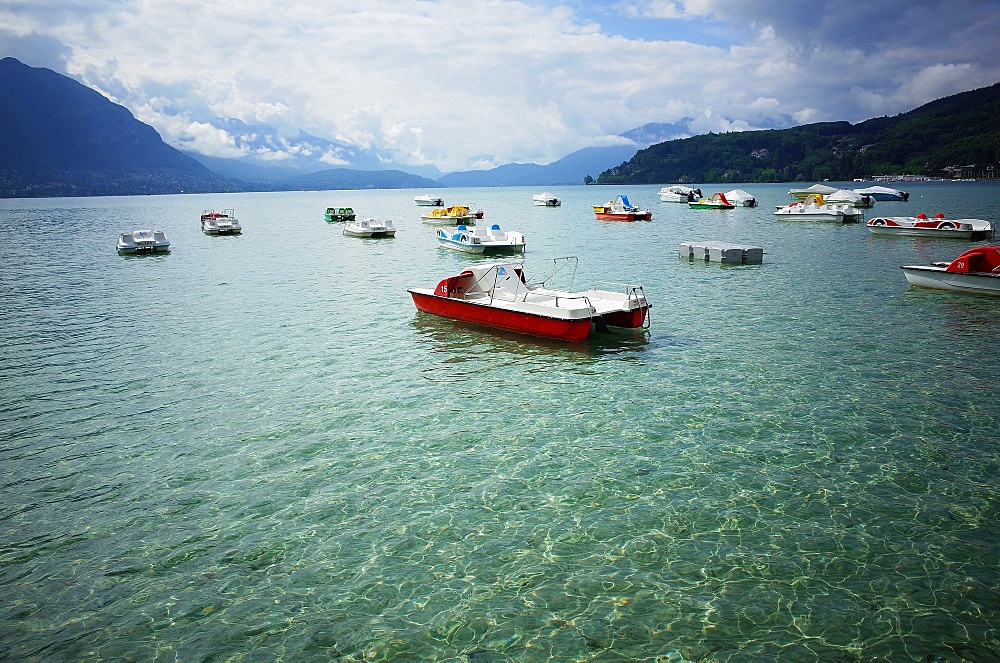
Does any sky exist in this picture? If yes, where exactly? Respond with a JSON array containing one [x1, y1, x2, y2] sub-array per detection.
[[3, 0, 1000, 172]]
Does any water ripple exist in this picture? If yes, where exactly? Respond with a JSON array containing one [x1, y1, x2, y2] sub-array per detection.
[[1, 186, 998, 661]]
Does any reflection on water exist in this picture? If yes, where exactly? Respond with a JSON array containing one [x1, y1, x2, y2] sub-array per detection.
[[1, 184, 999, 662], [410, 309, 651, 359]]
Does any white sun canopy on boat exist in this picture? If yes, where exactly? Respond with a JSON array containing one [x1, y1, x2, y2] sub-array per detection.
[[853, 185, 906, 196], [724, 189, 755, 203], [825, 189, 865, 204], [788, 183, 839, 197]]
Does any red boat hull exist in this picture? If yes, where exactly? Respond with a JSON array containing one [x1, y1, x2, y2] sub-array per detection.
[[409, 291, 594, 342], [595, 212, 652, 221], [601, 306, 649, 328]]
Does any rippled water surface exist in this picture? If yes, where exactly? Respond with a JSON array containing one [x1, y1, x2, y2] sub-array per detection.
[[2, 183, 999, 661]]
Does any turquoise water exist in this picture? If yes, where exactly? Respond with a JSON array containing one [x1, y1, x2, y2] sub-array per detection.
[[1, 182, 998, 661]]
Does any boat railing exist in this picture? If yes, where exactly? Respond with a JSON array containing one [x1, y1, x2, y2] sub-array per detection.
[[593, 282, 651, 328], [479, 261, 586, 310], [553, 293, 595, 310], [528, 256, 579, 290], [594, 281, 645, 297]]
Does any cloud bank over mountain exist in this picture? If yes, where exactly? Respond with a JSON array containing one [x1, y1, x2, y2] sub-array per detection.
[[2, 0, 998, 172]]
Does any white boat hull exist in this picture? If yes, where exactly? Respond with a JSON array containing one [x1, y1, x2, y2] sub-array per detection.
[[438, 239, 486, 253], [867, 217, 992, 239], [344, 218, 396, 237], [775, 212, 847, 222], [345, 229, 396, 237], [202, 222, 242, 235], [774, 207, 860, 223], [201, 209, 241, 234], [532, 193, 560, 206], [436, 227, 525, 254], [117, 230, 170, 253], [436, 228, 485, 253], [871, 226, 974, 239], [422, 216, 477, 226], [658, 186, 700, 203], [345, 230, 396, 237], [421, 205, 480, 226], [901, 266, 1000, 295]]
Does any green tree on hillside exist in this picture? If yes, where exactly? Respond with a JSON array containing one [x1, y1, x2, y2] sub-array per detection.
[[597, 83, 1000, 184]]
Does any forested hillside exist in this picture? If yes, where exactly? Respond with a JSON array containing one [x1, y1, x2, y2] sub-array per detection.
[[598, 83, 1000, 185]]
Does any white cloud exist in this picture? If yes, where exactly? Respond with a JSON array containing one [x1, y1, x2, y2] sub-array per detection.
[[1, 0, 998, 171]]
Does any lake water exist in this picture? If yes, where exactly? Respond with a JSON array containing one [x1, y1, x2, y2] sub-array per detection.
[[1, 182, 998, 661]]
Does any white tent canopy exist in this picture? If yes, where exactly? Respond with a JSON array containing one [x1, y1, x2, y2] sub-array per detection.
[[724, 189, 757, 206], [825, 189, 878, 208], [787, 183, 839, 199], [826, 189, 863, 203], [853, 185, 910, 200]]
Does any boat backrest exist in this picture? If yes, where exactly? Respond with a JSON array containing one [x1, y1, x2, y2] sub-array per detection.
[[492, 267, 526, 296], [437, 271, 475, 298], [947, 247, 1000, 273]]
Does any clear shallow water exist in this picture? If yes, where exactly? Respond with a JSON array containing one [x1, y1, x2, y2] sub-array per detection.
[[1, 182, 998, 661]]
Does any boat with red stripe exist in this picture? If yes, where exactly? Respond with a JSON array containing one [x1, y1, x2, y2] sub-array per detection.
[[408, 258, 651, 341], [868, 213, 993, 239]]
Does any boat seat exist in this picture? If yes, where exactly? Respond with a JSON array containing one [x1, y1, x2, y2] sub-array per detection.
[[490, 286, 518, 299]]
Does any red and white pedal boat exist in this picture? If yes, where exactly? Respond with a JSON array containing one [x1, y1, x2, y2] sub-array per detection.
[[901, 245, 1000, 295], [868, 213, 993, 239], [200, 208, 242, 235], [408, 258, 651, 341], [592, 195, 652, 221]]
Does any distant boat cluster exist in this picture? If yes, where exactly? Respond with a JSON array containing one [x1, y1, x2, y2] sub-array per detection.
[[659, 180, 998, 296], [117, 208, 241, 254], [324, 192, 651, 341], [117, 183, 999, 325]]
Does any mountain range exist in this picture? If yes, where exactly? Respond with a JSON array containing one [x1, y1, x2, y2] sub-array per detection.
[[2, 56, 995, 198], [0, 57, 695, 197], [183, 119, 695, 187]]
